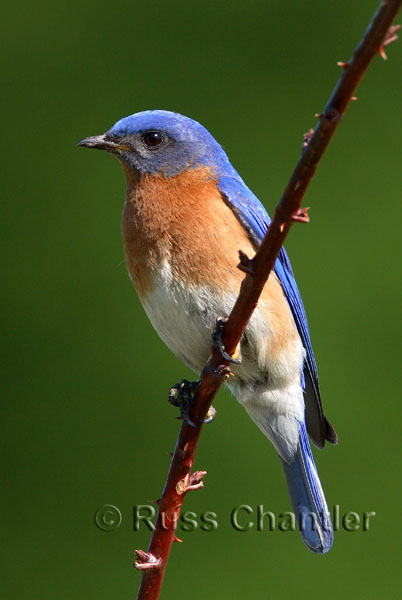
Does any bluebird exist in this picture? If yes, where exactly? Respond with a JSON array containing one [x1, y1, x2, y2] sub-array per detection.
[[78, 110, 337, 553]]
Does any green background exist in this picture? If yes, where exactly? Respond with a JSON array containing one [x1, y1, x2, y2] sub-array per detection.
[[2, 1, 401, 598]]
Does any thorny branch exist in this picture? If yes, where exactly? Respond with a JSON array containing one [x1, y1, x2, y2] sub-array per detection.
[[135, 2, 401, 598]]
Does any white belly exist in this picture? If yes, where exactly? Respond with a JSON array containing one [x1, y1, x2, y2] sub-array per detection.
[[138, 262, 304, 385], [140, 262, 234, 373]]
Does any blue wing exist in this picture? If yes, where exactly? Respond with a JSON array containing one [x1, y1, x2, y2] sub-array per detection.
[[218, 175, 336, 448]]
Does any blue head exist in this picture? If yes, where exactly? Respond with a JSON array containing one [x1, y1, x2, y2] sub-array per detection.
[[78, 110, 239, 178]]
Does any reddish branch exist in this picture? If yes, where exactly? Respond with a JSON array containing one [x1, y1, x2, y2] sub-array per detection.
[[135, 2, 401, 598]]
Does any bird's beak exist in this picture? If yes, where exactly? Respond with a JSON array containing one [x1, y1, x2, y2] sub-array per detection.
[[77, 134, 124, 152]]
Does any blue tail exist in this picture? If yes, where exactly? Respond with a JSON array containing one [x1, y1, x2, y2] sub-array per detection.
[[282, 422, 333, 553]]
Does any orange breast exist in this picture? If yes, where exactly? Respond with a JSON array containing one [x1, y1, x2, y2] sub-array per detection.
[[121, 165, 298, 358]]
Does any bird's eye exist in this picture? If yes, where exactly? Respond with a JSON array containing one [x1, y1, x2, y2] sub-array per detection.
[[143, 131, 163, 147]]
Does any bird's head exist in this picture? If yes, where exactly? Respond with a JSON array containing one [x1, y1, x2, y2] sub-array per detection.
[[78, 110, 236, 178]]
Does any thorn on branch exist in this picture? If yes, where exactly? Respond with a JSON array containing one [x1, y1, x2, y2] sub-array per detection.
[[188, 470, 207, 490], [379, 46, 387, 59], [134, 550, 161, 571], [149, 498, 161, 505], [379, 24, 400, 59], [337, 61, 349, 68], [176, 470, 207, 495], [291, 207, 310, 224], [237, 249, 255, 276], [173, 536, 182, 543], [303, 128, 314, 149]]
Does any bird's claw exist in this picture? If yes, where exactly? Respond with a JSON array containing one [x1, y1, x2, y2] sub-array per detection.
[[212, 317, 242, 364], [168, 379, 200, 428], [200, 406, 217, 424]]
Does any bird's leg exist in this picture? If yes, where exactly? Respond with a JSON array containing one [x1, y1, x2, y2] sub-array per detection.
[[212, 317, 242, 364], [168, 380, 217, 427]]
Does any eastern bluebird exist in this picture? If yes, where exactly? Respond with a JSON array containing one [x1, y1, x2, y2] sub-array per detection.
[[78, 110, 338, 553]]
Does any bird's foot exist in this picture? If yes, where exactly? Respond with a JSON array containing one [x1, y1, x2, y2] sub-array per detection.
[[168, 379, 200, 428], [212, 317, 242, 364], [168, 380, 217, 426]]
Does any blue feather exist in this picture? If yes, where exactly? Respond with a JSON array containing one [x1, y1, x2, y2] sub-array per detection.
[[282, 422, 333, 553]]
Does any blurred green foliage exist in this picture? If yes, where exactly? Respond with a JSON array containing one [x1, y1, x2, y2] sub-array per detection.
[[2, 1, 401, 598]]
